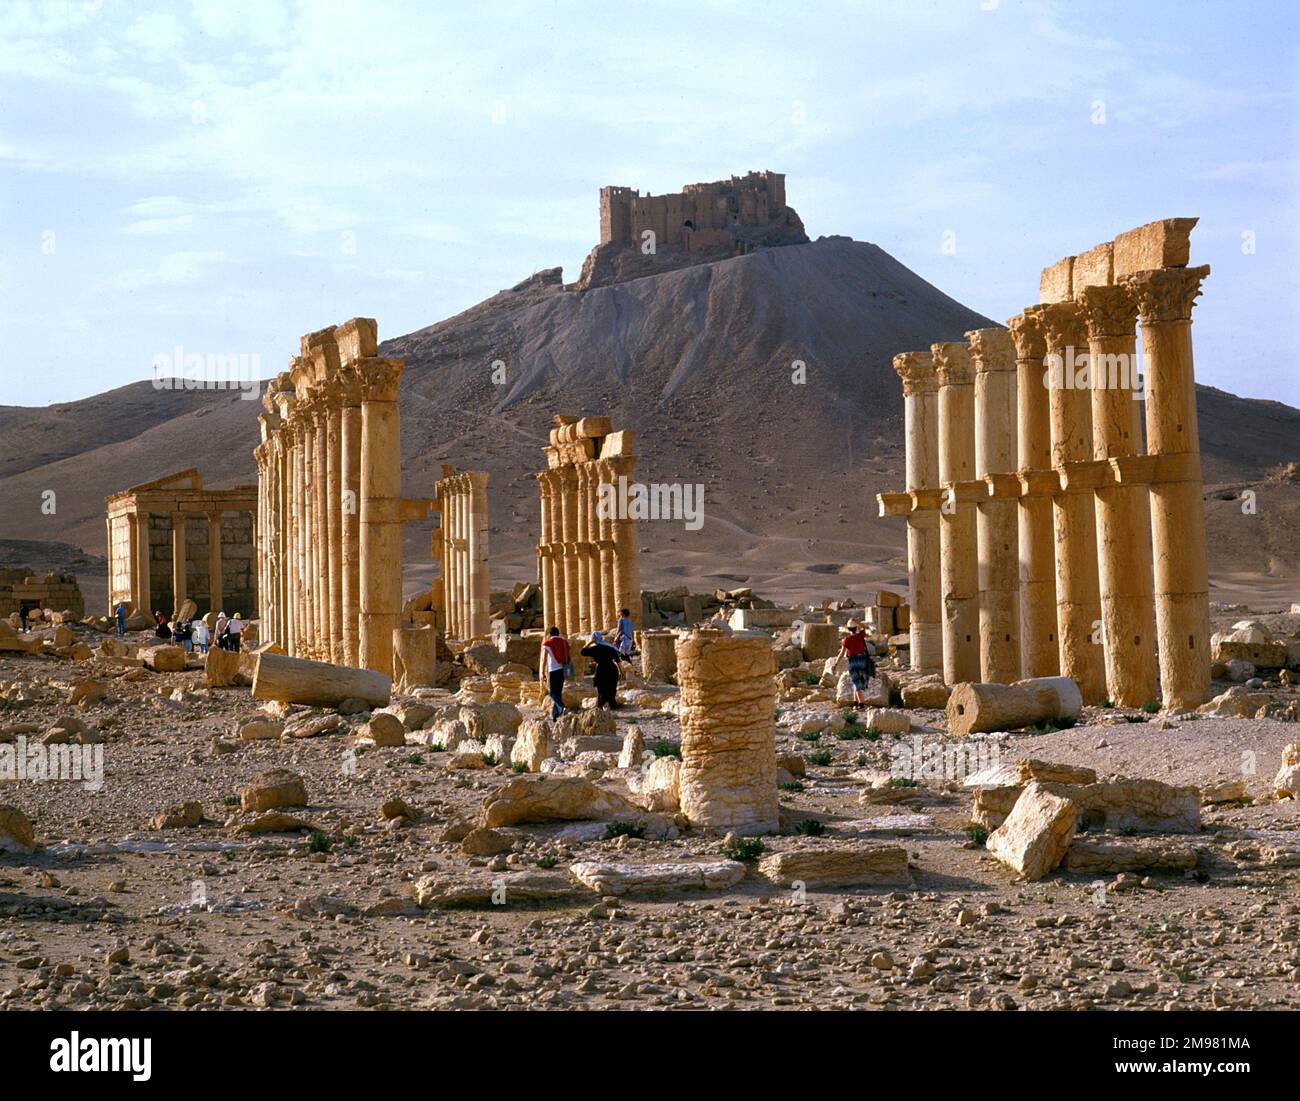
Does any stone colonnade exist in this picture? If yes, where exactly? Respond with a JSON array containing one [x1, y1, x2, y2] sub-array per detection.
[[535, 415, 639, 638], [433, 467, 491, 640], [105, 469, 256, 620], [879, 218, 1211, 709], [255, 318, 426, 676], [675, 629, 778, 835]]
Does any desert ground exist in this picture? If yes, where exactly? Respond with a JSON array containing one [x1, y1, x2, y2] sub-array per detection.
[[2, 600, 1297, 1013]]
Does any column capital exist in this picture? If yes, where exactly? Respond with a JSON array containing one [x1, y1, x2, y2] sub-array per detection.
[[1119, 265, 1210, 324], [892, 351, 937, 396], [1037, 300, 1087, 350], [354, 356, 404, 402], [1006, 307, 1048, 361], [931, 342, 973, 387], [965, 328, 1015, 373], [558, 465, 579, 490], [1076, 284, 1138, 340]]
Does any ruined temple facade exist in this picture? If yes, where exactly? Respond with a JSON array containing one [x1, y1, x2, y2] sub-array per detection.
[[578, 170, 807, 289]]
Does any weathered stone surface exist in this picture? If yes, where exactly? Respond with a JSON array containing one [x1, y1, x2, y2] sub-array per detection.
[[461, 827, 514, 855], [142, 645, 186, 673], [237, 718, 283, 741], [240, 769, 307, 812], [0, 804, 36, 853], [1111, 217, 1196, 276], [1063, 836, 1201, 873], [510, 719, 556, 772], [283, 713, 343, 739], [625, 755, 681, 812], [1200, 778, 1246, 805], [676, 631, 779, 835], [1198, 686, 1271, 718], [480, 775, 642, 828], [460, 700, 523, 739], [569, 859, 745, 895], [554, 708, 615, 740], [413, 870, 585, 909], [618, 725, 645, 769], [864, 707, 910, 735], [379, 796, 415, 821], [756, 844, 910, 888], [359, 712, 405, 747], [1066, 778, 1201, 833], [68, 678, 109, 706], [204, 646, 243, 687], [151, 801, 202, 829], [986, 781, 1077, 881], [1275, 744, 1300, 799], [1017, 759, 1097, 786], [236, 812, 313, 834]]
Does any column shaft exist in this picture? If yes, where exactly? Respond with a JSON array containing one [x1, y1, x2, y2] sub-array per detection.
[[170, 512, 188, 618], [357, 360, 404, 676]]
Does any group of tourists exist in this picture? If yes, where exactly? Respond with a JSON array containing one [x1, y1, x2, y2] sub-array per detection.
[[135, 606, 243, 653], [539, 607, 636, 721]]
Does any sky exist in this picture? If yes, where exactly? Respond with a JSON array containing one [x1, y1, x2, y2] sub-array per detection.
[[0, 0, 1297, 407]]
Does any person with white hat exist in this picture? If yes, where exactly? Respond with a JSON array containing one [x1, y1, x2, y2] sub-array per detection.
[[833, 618, 875, 708]]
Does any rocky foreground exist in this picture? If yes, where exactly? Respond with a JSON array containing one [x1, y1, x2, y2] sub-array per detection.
[[1, 609, 1299, 1012]]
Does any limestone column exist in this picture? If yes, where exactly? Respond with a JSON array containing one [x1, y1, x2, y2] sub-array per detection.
[[293, 414, 309, 656], [133, 511, 152, 615], [207, 510, 223, 617], [1077, 284, 1158, 707], [675, 630, 778, 835], [170, 511, 188, 618], [1041, 302, 1106, 703], [584, 464, 603, 630], [559, 466, 580, 636], [325, 384, 343, 664], [595, 461, 617, 629], [357, 357, 405, 676], [312, 400, 331, 658], [1120, 265, 1212, 709], [537, 472, 555, 631], [933, 342, 980, 684], [467, 471, 490, 638], [892, 352, 943, 674], [1008, 309, 1059, 678], [575, 465, 592, 631], [968, 328, 1021, 684], [458, 482, 473, 636], [607, 455, 640, 631], [339, 373, 363, 666]]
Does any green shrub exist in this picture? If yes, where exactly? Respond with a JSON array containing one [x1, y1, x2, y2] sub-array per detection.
[[723, 837, 766, 861], [963, 824, 988, 847], [307, 831, 332, 854], [806, 749, 834, 767], [1141, 699, 1161, 714], [536, 855, 558, 869], [793, 819, 825, 837], [650, 738, 681, 758], [604, 820, 646, 840], [481, 751, 498, 767], [779, 779, 805, 792], [511, 760, 530, 773], [407, 753, 424, 765]]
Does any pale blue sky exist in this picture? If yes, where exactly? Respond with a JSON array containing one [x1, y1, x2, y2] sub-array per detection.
[[1, 0, 1296, 406]]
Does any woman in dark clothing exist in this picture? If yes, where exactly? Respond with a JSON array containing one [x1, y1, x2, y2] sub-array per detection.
[[580, 630, 627, 710], [154, 612, 171, 640]]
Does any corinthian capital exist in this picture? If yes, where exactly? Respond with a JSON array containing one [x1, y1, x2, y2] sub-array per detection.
[[892, 351, 937, 396], [1119, 264, 1210, 324], [965, 327, 1015, 374], [1037, 301, 1087, 351], [354, 357, 405, 402], [931, 342, 973, 387], [1075, 284, 1138, 340], [1006, 307, 1048, 362]]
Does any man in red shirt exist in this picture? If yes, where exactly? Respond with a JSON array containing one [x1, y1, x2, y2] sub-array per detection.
[[541, 627, 570, 721]]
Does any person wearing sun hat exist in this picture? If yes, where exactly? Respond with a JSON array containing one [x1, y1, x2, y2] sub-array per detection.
[[833, 618, 875, 708]]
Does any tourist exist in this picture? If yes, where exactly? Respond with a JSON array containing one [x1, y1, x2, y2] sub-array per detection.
[[540, 626, 571, 721], [214, 611, 229, 648], [115, 602, 128, 636], [18, 605, 29, 633], [227, 613, 244, 652], [153, 612, 170, 639], [834, 618, 875, 708], [612, 607, 636, 658], [581, 630, 627, 710], [194, 618, 211, 654], [173, 618, 189, 651]]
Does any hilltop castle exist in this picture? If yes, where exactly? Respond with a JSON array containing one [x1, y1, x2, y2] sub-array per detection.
[[577, 170, 807, 289]]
